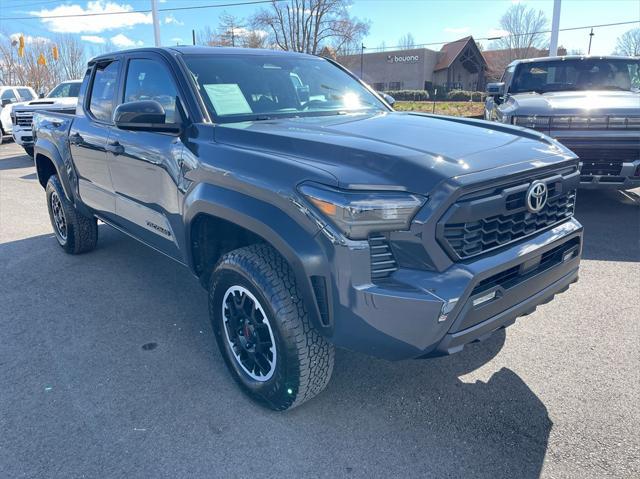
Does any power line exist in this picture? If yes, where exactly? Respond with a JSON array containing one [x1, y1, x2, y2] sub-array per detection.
[[368, 20, 640, 52], [0, 0, 282, 21]]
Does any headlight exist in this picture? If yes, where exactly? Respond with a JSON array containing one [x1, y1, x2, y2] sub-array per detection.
[[299, 183, 426, 240], [512, 116, 550, 129]]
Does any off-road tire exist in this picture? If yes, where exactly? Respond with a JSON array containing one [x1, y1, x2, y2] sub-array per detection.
[[209, 244, 334, 411], [46, 175, 98, 254]]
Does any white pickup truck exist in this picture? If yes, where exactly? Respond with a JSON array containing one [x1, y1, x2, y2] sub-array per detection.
[[11, 80, 81, 157]]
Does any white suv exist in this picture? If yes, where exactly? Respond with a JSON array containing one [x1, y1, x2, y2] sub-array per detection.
[[0, 86, 37, 141]]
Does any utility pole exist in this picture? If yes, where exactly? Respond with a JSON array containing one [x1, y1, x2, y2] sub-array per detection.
[[192, 29, 196, 46], [588, 28, 594, 54], [151, 0, 161, 47], [549, 0, 561, 56], [360, 43, 366, 79]]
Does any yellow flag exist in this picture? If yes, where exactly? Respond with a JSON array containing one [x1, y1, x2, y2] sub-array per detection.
[[19, 35, 25, 49], [37, 53, 47, 66], [18, 46, 24, 58], [52, 45, 59, 61]]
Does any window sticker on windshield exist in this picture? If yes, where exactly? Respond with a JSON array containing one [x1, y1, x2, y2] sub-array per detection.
[[203, 84, 252, 116]]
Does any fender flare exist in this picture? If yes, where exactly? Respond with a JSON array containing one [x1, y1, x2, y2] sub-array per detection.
[[34, 138, 75, 202], [184, 182, 333, 333]]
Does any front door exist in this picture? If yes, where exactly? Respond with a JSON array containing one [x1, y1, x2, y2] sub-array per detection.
[[106, 54, 186, 261]]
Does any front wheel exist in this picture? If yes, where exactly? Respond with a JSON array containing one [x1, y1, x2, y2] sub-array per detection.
[[46, 175, 98, 254], [209, 244, 334, 411]]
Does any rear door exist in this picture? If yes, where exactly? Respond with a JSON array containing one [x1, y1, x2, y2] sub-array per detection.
[[106, 53, 186, 260], [70, 58, 122, 216]]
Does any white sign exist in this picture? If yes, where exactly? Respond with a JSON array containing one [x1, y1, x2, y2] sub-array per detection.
[[387, 54, 420, 64]]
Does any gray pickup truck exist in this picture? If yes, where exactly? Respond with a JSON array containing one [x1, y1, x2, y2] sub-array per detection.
[[32, 47, 582, 410], [485, 56, 640, 190]]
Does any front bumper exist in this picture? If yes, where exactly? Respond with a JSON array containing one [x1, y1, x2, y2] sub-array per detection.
[[325, 218, 582, 360]]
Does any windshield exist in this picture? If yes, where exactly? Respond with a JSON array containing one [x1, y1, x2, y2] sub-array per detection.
[[510, 58, 640, 94], [47, 82, 81, 98], [183, 54, 387, 122]]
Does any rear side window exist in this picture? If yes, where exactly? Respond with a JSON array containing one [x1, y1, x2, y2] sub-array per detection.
[[89, 61, 120, 122], [17, 88, 35, 101], [123, 58, 179, 123]]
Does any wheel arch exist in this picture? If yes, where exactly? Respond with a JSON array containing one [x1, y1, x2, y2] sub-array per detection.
[[184, 183, 333, 334], [34, 139, 74, 202]]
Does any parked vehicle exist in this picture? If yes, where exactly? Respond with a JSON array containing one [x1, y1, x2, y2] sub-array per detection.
[[11, 80, 81, 157], [32, 47, 583, 410], [0, 85, 37, 141], [485, 56, 640, 190]]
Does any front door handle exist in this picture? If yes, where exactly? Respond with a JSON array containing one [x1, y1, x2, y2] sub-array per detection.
[[69, 132, 82, 145], [106, 141, 124, 155]]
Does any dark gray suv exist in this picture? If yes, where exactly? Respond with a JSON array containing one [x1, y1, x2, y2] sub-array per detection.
[[32, 47, 582, 410]]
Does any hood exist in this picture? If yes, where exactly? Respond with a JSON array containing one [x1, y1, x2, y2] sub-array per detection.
[[508, 90, 640, 117], [213, 112, 572, 194], [15, 97, 78, 112]]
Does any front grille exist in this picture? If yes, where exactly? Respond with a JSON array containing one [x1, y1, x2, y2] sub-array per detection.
[[574, 148, 639, 177], [15, 114, 33, 127], [369, 235, 398, 279], [439, 167, 579, 260]]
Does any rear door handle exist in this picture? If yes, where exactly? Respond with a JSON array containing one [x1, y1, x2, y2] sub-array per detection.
[[69, 132, 82, 145], [106, 141, 124, 155]]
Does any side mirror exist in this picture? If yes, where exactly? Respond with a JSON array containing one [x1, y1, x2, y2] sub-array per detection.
[[486, 82, 505, 97], [1, 98, 13, 107], [380, 92, 396, 107], [113, 100, 180, 133]]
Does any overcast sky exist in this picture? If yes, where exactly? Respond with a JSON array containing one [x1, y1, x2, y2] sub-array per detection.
[[1, 0, 638, 54]]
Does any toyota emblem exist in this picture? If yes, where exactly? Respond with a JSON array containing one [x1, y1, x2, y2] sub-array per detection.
[[526, 181, 548, 213]]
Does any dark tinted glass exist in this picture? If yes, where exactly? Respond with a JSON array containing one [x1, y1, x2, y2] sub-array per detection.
[[123, 59, 179, 123], [511, 59, 640, 93], [89, 61, 120, 122], [1, 89, 17, 101]]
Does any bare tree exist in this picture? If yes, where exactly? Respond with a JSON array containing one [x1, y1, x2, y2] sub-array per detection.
[[490, 4, 549, 61], [54, 35, 86, 80], [252, 0, 369, 55], [615, 28, 640, 56], [0, 33, 88, 91], [218, 12, 247, 47], [398, 33, 415, 50]]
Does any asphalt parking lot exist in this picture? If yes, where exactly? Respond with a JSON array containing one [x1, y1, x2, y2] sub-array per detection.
[[1, 141, 638, 479]]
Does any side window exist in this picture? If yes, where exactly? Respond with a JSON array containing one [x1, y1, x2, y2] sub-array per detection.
[[123, 58, 179, 123], [89, 60, 120, 122], [502, 65, 515, 89], [1, 89, 18, 102], [17, 89, 35, 101]]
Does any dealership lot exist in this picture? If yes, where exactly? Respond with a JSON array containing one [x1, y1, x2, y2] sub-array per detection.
[[0, 141, 638, 478]]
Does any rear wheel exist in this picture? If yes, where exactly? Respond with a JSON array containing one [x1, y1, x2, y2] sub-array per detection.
[[209, 244, 334, 411], [46, 175, 98, 254]]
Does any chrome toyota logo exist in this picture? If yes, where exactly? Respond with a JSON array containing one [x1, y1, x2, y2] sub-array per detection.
[[526, 181, 548, 213]]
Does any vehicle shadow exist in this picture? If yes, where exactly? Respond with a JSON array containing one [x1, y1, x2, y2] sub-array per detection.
[[0, 226, 549, 478], [574, 188, 640, 262], [0, 153, 32, 171]]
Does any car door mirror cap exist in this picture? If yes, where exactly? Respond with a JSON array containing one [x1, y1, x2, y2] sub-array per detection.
[[114, 100, 181, 134], [486, 82, 505, 96]]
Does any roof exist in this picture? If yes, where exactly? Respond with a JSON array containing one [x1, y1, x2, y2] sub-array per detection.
[[507, 54, 640, 66], [91, 46, 314, 63], [434, 36, 475, 71]]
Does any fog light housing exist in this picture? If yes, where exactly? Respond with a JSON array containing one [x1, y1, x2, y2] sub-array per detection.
[[472, 290, 497, 307]]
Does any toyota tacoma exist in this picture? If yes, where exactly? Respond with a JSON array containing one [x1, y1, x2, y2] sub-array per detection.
[[32, 47, 583, 410]]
